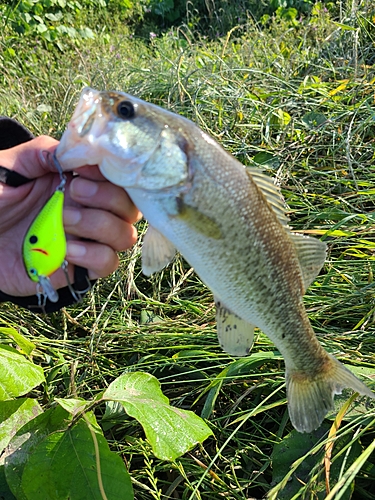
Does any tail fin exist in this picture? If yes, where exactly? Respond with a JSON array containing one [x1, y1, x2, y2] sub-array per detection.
[[286, 354, 375, 433]]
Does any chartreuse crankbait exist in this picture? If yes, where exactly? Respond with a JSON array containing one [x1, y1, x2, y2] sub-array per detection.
[[22, 155, 67, 305]]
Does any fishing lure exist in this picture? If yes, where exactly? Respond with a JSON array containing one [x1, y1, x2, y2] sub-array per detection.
[[22, 155, 67, 305]]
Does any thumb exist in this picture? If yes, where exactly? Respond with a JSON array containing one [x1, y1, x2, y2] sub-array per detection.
[[0, 136, 59, 179]]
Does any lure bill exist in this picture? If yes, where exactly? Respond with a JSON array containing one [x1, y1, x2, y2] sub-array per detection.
[[22, 155, 67, 304]]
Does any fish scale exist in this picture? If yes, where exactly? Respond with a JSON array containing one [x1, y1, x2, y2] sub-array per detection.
[[56, 87, 375, 433]]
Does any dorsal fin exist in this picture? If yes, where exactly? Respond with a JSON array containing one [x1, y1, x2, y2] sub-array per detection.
[[246, 167, 326, 290], [290, 233, 327, 292], [246, 167, 289, 227]]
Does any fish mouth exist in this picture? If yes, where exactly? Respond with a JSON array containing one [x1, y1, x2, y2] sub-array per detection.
[[72, 87, 100, 137], [56, 87, 110, 170], [68, 87, 102, 140]]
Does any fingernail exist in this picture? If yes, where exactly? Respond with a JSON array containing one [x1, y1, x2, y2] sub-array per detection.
[[71, 178, 98, 198], [66, 242, 86, 258], [38, 149, 50, 167], [63, 208, 82, 225]]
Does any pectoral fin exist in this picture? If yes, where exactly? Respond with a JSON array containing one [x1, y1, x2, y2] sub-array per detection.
[[142, 226, 176, 276], [290, 233, 327, 292], [215, 298, 255, 357]]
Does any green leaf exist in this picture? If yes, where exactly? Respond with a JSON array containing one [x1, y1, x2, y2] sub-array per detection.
[[0, 466, 16, 500], [328, 365, 375, 423], [140, 309, 163, 324], [269, 109, 291, 129], [103, 372, 213, 460], [252, 151, 279, 168], [35, 23, 48, 33], [78, 27, 95, 39], [4, 406, 72, 500], [55, 397, 92, 415], [36, 104, 52, 112], [0, 399, 42, 454], [20, 413, 133, 500], [66, 26, 78, 38], [101, 401, 126, 431], [45, 12, 63, 21], [0, 327, 35, 356], [0, 345, 45, 400], [270, 425, 362, 499], [302, 111, 328, 128], [333, 22, 358, 31]]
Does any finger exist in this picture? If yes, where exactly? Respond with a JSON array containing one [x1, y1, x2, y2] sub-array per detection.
[[0, 136, 59, 179], [65, 240, 120, 279], [72, 165, 107, 181], [69, 176, 142, 224], [63, 206, 138, 251]]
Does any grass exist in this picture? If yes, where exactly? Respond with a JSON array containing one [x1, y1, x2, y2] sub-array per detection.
[[2, 1, 375, 498]]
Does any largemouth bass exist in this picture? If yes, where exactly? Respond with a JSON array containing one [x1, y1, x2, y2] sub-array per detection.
[[56, 87, 375, 433]]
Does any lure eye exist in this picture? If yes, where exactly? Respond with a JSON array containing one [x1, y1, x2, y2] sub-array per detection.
[[29, 235, 38, 244], [29, 268, 37, 276], [117, 101, 135, 119]]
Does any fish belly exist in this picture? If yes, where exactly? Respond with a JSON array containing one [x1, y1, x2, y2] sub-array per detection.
[[127, 187, 288, 338]]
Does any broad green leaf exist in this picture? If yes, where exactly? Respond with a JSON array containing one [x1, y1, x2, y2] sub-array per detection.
[[140, 309, 163, 324], [78, 27, 95, 39], [35, 23, 47, 33], [36, 104, 52, 113], [20, 413, 133, 500], [103, 372, 213, 461], [0, 399, 42, 454], [45, 13, 63, 21], [328, 365, 375, 423], [55, 397, 93, 415], [270, 425, 361, 500], [4, 406, 72, 500], [0, 466, 16, 500], [269, 109, 291, 129], [0, 327, 35, 356], [252, 151, 279, 169], [302, 111, 327, 128], [325, 438, 375, 500], [0, 345, 45, 400], [101, 401, 126, 431]]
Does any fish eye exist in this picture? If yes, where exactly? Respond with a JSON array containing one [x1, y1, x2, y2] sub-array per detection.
[[117, 101, 135, 119], [29, 235, 38, 244]]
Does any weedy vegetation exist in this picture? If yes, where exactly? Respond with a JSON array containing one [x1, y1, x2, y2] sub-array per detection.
[[1, 0, 375, 499]]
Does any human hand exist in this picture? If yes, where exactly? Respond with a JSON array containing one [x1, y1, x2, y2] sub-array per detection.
[[0, 135, 141, 297]]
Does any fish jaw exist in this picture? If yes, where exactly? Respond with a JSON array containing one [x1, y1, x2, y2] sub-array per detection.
[[56, 87, 191, 191], [57, 87, 129, 172]]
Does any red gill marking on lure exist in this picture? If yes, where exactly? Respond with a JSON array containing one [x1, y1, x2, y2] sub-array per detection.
[[31, 248, 49, 256]]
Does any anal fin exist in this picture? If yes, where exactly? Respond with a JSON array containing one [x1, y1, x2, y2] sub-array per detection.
[[215, 298, 255, 357], [142, 226, 176, 276], [290, 233, 327, 292]]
